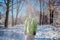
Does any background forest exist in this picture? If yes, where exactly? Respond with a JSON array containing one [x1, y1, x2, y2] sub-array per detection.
[[0, 0, 60, 27]]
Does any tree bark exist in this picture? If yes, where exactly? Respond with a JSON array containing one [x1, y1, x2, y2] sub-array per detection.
[[15, 0, 19, 25], [39, 0, 42, 25], [49, 0, 54, 24], [11, 0, 14, 26], [15, 0, 24, 25], [4, 0, 10, 27]]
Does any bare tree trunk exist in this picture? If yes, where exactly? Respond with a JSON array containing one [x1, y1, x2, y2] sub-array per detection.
[[49, 0, 54, 24], [15, 0, 19, 25], [15, 12, 18, 25], [39, 0, 42, 25], [11, 0, 14, 26], [25, 34, 35, 40], [15, 0, 24, 25], [4, 0, 10, 27]]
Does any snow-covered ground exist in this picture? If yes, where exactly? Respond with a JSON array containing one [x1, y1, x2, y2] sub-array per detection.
[[36, 25, 60, 38], [0, 24, 60, 40]]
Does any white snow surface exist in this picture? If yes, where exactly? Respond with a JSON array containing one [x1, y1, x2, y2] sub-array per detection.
[[0, 24, 60, 39], [35, 25, 60, 38]]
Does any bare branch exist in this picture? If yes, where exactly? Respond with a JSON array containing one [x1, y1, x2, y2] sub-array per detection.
[[4, 0, 7, 5], [18, 1, 24, 13]]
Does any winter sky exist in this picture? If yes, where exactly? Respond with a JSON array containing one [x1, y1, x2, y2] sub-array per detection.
[[0, 0, 47, 17]]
